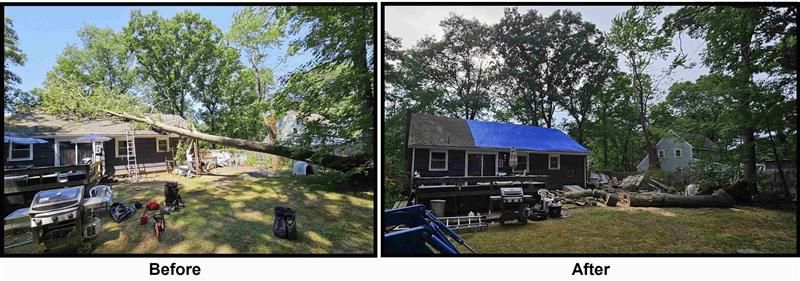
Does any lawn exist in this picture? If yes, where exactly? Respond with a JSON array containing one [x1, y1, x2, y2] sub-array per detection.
[[6, 166, 374, 254], [458, 205, 796, 254]]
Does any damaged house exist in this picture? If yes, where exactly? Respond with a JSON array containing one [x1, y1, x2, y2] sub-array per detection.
[[4, 111, 188, 176], [406, 113, 590, 187]]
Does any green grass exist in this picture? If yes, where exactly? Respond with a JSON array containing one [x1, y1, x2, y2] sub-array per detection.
[[458, 206, 796, 254], [6, 166, 374, 254]]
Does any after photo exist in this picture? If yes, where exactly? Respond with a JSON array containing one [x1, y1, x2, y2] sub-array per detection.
[[383, 4, 797, 255], [4, 4, 376, 255]]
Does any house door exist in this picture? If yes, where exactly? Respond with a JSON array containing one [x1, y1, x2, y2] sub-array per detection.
[[58, 141, 76, 166], [467, 154, 482, 176], [466, 153, 497, 176]]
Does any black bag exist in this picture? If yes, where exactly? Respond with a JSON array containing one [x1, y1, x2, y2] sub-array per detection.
[[273, 207, 298, 240], [164, 182, 184, 207]]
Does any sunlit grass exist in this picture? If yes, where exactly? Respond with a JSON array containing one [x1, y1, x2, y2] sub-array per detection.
[[5, 166, 374, 254]]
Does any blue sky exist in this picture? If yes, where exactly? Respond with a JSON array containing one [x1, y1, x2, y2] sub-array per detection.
[[5, 6, 308, 94]]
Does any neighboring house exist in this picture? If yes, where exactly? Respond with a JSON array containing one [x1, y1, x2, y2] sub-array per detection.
[[273, 110, 363, 157], [406, 113, 590, 188], [637, 129, 717, 172], [4, 111, 188, 176]]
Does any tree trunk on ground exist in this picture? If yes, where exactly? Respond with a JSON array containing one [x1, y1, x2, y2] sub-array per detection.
[[563, 190, 609, 199], [629, 190, 734, 208], [102, 110, 370, 173]]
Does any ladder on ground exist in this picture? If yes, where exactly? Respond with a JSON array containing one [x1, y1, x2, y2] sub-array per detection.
[[125, 126, 141, 181]]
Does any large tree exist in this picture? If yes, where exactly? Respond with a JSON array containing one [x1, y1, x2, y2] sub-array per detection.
[[42, 26, 136, 101], [665, 6, 797, 197], [125, 10, 225, 118], [608, 6, 678, 171], [275, 6, 376, 157]]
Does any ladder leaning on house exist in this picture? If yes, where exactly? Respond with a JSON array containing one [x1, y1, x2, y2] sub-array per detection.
[[125, 126, 141, 181]]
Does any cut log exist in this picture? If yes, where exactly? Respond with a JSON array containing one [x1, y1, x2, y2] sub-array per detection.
[[563, 190, 608, 200], [102, 110, 370, 173], [605, 193, 620, 207], [629, 190, 734, 208]]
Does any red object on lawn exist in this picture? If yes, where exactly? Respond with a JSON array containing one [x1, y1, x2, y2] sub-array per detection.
[[153, 214, 166, 242], [146, 200, 160, 211], [139, 212, 149, 225]]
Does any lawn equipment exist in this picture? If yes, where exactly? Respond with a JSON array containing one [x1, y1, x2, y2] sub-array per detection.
[[383, 204, 475, 254]]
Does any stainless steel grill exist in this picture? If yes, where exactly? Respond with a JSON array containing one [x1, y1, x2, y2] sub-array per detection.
[[5, 185, 106, 253]]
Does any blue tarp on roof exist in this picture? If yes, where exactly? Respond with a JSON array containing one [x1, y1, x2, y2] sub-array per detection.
[[465, 119, 590, 154]]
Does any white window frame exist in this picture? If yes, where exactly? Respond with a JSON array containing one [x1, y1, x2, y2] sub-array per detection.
[[156, 136, 170, 152], [548, 154, 561, 170], [511, 153, 529, 174], [115, 138, 128, 158], [658, 150, 665, 159], [674, 149, 682, 158], [7, 142, 33, 161], [428, 150, 448, 171]]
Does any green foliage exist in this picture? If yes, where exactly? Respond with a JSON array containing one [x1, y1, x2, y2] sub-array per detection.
[[37, 77, 144, 120], [274, 6, 375, 163], [689, 160, 736, 193], [227, 7, 288, 100], [4, 16, 34, 113], [495, 8, 616, 133], [585, 74, 644, 172], [125, 10, 225, 117]]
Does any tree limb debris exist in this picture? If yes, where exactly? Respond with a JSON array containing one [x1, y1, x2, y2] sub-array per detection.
[[102, 110, 371, 173]]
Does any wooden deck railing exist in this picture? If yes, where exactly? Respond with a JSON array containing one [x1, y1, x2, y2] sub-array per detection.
[[4, 162, 102, 196]]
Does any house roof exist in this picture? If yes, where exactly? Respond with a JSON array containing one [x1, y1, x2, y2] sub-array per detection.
[[407, 113, 590, 154], [658, 129, 718, 150], [4, 111, 188, 137]]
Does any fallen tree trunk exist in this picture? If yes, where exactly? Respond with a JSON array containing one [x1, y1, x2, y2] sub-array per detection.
[[103, 110, 370, 173], [563, 189, 608, 199], [629, 190, 734, 208]]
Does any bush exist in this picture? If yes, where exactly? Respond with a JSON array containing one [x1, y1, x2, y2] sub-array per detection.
[[689, 160, 735, 194]]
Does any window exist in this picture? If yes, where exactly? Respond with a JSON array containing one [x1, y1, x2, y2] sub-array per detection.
[[116, 140, 128, 157], [156, 137, 170, 152], [513, 155, 529, 174], [548, 154, 560, 170], [429, 150, 448, 171], [8, 143, 33, 161], [658, 150, 665, 159], [674, 149, 682, 158]]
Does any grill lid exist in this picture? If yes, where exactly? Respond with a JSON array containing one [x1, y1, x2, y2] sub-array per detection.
[[500, 187, 524, 196], [30, 186, 83, 211]]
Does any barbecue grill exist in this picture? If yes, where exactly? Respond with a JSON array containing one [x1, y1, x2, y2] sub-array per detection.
[[4, 186, 105, 253], [496, 186, 532, 224]]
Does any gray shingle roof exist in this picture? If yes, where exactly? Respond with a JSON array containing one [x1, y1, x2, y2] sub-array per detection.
[[407, 113, 476, 148], [4, 111, 188, 137]]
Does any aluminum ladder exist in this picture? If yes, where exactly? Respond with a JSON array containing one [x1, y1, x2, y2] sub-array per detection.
[[125, 126, 140, 181]]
